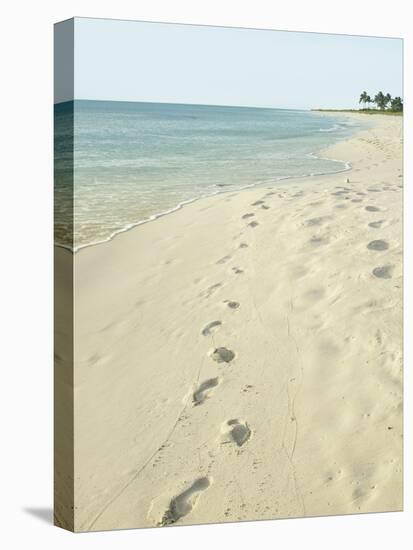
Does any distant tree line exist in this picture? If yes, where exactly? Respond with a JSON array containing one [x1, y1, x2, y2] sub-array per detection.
[[359, 91, 403, 112]]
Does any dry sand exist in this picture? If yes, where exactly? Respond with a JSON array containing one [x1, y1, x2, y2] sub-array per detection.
[[55, 113, 403, 531]]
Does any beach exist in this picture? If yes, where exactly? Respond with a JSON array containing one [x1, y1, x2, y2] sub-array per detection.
[[55, 112, 402, 531]]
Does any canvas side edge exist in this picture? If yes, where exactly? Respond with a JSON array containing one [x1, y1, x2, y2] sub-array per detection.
[[54, 18, 75, 532]]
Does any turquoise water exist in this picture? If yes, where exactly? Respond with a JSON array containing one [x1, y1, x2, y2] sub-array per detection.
[[54, 100, 362, 250]]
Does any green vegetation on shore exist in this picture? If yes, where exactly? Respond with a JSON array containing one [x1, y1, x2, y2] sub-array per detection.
[[313, 91, 403, 115], [312, 108, 403, 116]]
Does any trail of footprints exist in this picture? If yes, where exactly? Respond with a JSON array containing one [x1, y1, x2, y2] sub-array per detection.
[[306, 183, 398, 280], [157, 195, 276, 526], [156, 180, 400, 525], [361, 188, 395, 278]]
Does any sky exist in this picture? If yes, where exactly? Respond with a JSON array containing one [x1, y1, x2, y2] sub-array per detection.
[[62, 17, 402, 109]]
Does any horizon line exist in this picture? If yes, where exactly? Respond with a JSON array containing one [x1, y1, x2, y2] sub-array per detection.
[[54, 99, 350, 112]]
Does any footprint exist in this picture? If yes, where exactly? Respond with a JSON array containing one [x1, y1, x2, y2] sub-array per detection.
[[232, 267, 244, 274], [239, 242, 248, 249], [261, 204, 270, 210], [159, 477, 211, 526], [216, 255, 232, 265], [247, 221, 259, 228], [372, 265, 394, 279], [225, 301, 240, 309], [251, 200, 264, 206], [211, 347, 235, 363], [304, 216, 331, 227], [368, 220, 385, 229], [367, 240, 389, 251], [201, 282, 222, 298], [242, 213, 255, 219], [201, 321, 222, 336], [309, 236, 328, 246], [304, 287, 325, 301], [193, 378, 220, 406], [351, 199, 363, 203], [88, 353, 102, 366], [365, 206, 381, 212], [223, 419, 251, 447]]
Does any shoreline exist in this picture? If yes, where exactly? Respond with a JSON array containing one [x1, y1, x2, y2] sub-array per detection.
[[64, 153, 352, 254], [60, 113, 365, 254], [59, 111, 402, 531]]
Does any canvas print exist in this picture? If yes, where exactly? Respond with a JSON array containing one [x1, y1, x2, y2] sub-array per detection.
[[54, 18, 403, 532]]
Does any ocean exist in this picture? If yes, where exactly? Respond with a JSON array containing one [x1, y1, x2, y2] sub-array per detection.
[[54, 100, 363, 251]]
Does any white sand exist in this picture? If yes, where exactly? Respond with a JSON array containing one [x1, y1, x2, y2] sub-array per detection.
[[56, 113, 402, 531]]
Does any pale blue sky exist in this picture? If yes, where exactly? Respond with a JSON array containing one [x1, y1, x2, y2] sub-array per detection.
[[70, 17, 402, 110]]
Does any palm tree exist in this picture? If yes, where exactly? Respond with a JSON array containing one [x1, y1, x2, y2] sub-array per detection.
[[366, 95, 372, 110], [390, 97, 403, 112], [384, 93, 392, 110], [374, 91, 386, 110], [359, 91, 368, 110]]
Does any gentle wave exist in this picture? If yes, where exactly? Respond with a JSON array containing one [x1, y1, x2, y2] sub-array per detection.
[[319, 124, 345, 133]]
